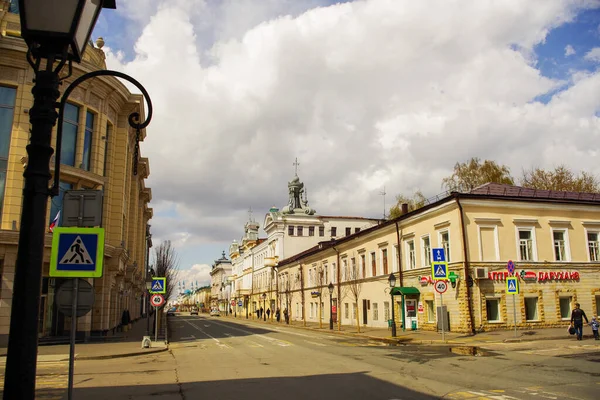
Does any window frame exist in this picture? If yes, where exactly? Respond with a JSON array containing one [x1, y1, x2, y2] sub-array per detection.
[[524, 296, 539, 321], [381, 248, 388, 275], [584, 228, 599, 262], [370, 252, 377, 277], [550, 228, 571, 262], [425, 300, 435, 323], [421, 235, 431, 268], [319, 226, 324, 237], [61, 102, 80, 167], [558, 296, 572, 320], [288, 226, 294, 236], [82, 110, 95, 171], [297, 226, 303, 237], [0, 85, 17, 222], [485, 298, 501, 322], [515, 226, 538, 262], [438, 230, 451, 262], [405, 239, 416, 270]]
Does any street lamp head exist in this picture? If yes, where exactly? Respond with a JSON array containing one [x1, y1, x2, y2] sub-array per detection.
[[328, 282, 334, 295], [19, 0, 116, 63], [145, 275, 153, 291], [262, 293, 266, 299], [388, 273, 396, 288]]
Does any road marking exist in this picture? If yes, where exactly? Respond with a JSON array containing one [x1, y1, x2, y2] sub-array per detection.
[[207, 319, 292, 346], [304, 340, 327, 347], [183, 319, 231, 349]]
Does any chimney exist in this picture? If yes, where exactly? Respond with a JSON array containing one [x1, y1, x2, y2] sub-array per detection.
[[401, 203, 409, 215]]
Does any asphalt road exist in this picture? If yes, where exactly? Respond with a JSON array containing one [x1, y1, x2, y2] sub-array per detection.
[[1, 315, 598, 399]]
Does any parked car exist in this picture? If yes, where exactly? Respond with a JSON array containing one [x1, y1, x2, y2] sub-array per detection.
[[166, 307, 177, 316], [210, 308, 220, 317], [190, 306, 199, 315]]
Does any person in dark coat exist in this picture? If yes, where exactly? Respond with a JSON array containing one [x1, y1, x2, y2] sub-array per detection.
[[259, 307, 264, 319], [571, 302, 589, 340], [283, 308, 289, 324], [266, 308, 271, 319], [275, 308, 281, 322]]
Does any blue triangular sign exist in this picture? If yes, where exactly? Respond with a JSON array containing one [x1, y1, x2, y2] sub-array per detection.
[[435, 265, 445, 277], [508, 281, 516, 291], [152, 281, 163, 291]]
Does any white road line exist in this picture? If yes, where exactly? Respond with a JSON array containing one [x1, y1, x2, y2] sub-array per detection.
[[183, 319, 231, 349], [208, 320, 292, 346], [304, 340, 327, 347]]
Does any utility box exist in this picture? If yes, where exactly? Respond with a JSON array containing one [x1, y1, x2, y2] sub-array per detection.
[[436, 305, 450, 331]]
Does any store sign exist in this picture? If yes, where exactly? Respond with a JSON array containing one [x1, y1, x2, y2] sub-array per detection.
[[419, 276, 449, 286], [418, 302, 424, 313], [311, 291, 320, 298], [488, 270, 580, 282]]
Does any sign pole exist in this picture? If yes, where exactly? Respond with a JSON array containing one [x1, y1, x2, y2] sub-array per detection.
[[155, 306, 158, 343], [513, 293, 518, 338], [440, 292, 445, 342], [67, 278, 78, 400]]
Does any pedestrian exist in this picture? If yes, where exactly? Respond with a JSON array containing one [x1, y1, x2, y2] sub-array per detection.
[[267, 308, 271, 319], [260, 307, 264, 319], [570, 302, 589, 340], [283, 308, 289, 324], [276, 308, 281, 322], [589, 316, 599, 340]]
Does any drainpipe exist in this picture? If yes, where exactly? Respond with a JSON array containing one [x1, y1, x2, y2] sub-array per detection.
[[299, 262, 306, 326], [332, 245, 341, 331], [394, 220, 403, 287], [456, 195, 476, 335]]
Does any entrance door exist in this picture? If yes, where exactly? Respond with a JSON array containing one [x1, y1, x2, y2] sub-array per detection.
[[405, 299, 417, 330], [362, 299, 368, 325]]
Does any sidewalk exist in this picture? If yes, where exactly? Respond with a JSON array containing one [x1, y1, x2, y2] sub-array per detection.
[[0, 318, 168, 361], [225, 314, 593, 345]]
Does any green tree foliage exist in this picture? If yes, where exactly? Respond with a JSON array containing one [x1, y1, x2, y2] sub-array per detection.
[[442, 157, 514, 192], [389, 191, 426, 219], [520, 165, 600, 193]]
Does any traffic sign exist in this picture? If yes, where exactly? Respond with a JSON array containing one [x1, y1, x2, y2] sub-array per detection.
[[50, 227, 105, 278], [432, 262, 448, 280], [434, 280, 448, 294], [506, 277, 519, 295], [432, 248, 446, 262], [238, 300, 243, 307], [507, 260, 515, 275], [151, 294, 166, 308], [55, 279, 95, 317], [150, 277, 166, 294]]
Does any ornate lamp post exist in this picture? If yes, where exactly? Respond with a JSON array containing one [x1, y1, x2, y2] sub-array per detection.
[[388, 273, 397, 337], [262, 293, 267, 321], [328, 282, 334, 330], [4, 2, 122, 399]]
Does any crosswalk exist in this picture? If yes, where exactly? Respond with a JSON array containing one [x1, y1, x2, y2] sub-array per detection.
[[446, 384, 600, 400]]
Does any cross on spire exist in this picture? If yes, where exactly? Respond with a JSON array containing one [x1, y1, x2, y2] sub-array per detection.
[[379, 186, 387, 219], [293, 157, 300, 176], [248, 207, 253, 221]]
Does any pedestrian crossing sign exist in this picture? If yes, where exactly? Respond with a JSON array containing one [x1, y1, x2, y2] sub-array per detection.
[[431, 262, 448, 280], [150, 277, 167, 294], [50, 227, 104, 278], [506, 277, 519, 295]]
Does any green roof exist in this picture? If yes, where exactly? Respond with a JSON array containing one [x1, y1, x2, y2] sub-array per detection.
[[390, 287, 420, 296]]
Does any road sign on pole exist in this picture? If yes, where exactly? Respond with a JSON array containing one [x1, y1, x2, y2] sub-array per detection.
[[151, 294, 166, 308], [55, 279, 95, 317], [50, 227, 104, 278], [432, 248, 446, 262], [434, 280, 448, 294], [149, 277, 166, 294], [507, 260, 515, 275], [432, 262, 448, 280], [506, 276, 519, 338]]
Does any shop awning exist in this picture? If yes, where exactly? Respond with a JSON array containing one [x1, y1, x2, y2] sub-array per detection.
[[390, 287, 420, 296]]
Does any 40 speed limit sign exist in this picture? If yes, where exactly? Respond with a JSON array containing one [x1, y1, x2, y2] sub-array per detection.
[[150, 294, 165, 308], [434, 280, 448, 294]]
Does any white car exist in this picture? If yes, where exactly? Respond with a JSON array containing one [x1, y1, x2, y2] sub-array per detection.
[[210, 308, 220, 317]]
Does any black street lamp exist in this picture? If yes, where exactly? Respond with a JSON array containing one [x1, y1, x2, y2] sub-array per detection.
[[4, 2, 120, 399], [328, 282, 334, 330], [145, 275, 153, 336], [262, 293, 266, 321], [388, 273, 397, 337]]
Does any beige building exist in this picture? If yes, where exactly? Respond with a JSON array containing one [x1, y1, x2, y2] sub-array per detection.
[[0, 5, 152, 344], [277, 183, 600, 334]]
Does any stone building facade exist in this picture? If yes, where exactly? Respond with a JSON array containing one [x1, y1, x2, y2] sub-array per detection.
[[0, 5, 152, 343], [276, 183, 600, 334]]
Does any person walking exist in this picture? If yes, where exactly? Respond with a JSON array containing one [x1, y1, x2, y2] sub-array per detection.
[[275, 308, 281, 322], [266, 308, 271, 319], [570, 302, 589, 340], [589, 316, 599, 340]]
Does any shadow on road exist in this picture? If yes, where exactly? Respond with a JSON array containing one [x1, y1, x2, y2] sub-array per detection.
[[68, 371, 439, 400]]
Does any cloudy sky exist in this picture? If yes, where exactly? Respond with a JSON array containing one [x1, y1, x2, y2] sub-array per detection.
[[93, 0, 600, 289]]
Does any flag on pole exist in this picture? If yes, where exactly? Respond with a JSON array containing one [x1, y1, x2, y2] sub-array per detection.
[[49, 211, 60, 233]]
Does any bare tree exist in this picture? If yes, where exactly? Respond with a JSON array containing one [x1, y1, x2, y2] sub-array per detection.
[[152, 240, 180, 302], [346, 256, 363, 333], [315, 265, 328, 328]]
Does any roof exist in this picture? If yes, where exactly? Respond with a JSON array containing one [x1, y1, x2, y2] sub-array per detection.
[[468, 183, 600, 202], [319, 216, 382, 221], [391, 287, 420, 296]]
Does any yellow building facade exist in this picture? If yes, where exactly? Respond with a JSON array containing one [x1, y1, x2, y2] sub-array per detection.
[[277, 183, 600, 334], [0, 5, 152, 344]]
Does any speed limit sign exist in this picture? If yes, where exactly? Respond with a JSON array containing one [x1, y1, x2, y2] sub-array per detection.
[[150, 294, 165, 308], [434, 280, 448, 294]]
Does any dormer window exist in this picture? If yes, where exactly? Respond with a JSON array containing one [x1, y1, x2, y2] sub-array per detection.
[[288, 226, 294, 236], [297, 226, 303, 236]]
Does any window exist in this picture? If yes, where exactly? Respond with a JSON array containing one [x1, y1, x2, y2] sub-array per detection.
[[518, 229, 534, 261], [49, 181, 73, 225], [310, 302, 314, 318], [486, 299, 500, 322], [331, 227, 337, 237], [288, 226, 294, 236], [553, 230, 569, 261], [479, 226, 498, 261], [332, 263, 337, 283], [371, 252, 376, 277], [382, 248, 388, 275], [426, 300, 435, 323], [61, 103, 80, 167], [372, 303, 378, 321], [319, 226, 324, 236], [360, 254, 366, 278], [309, 226, 314, 236], [588, 232, 599, 261], [350, 258, 356, 280], [82, 111, 94, 171], [440, 231, 451, 262], [297, 226, 303, 236], [0, 86, 16, 220], [406, 240, 416, 269], [422, 236, 431, 267], [103, 123, 111, 176], [383, 301, 390, 321], [342, 259, 347, 281], [525, 297, 539, 321], [345, 227, 351, 236], [324, 264, 328, 283], [355, 227, 360, 233], [344, 303, 349, 319], [559, 296, 572, 319]]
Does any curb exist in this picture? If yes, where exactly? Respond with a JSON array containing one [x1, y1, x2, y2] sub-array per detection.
[[74, 346, 169, 361]]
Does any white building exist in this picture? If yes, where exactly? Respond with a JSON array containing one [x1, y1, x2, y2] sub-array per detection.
[[209, 252, 233, 313]]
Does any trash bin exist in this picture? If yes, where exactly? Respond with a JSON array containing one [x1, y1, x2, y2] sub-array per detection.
[[411, 320, 417, 330]]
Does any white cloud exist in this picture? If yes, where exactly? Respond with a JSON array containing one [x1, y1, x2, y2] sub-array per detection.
[[584, 47, 600, 62], [565, 44, 576, 56], [102, 0, 600, 266], [175, 263, 212, 292]]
